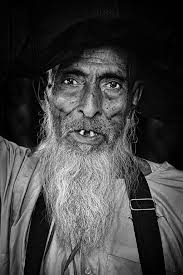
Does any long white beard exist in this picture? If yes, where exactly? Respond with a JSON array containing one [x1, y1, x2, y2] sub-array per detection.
[[37, 102, 139, 255]]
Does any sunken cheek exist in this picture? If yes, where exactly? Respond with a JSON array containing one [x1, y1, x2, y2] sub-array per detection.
[[103, 93, 127, 114], [51, 89, 83, 114]]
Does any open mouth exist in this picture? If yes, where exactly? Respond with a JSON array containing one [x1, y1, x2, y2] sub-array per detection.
[[67, 129, 104, 145], [78, 129, 98, 137]]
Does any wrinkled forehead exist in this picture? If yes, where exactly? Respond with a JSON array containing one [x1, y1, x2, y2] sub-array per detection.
[[49, 46, 132, 83], [53, 46, 130, 78], [80, 46, 129, 65]]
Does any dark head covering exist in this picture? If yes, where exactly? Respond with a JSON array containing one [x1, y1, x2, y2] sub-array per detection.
[[8, 1, 179, 77], [5, 1, 183, 120]]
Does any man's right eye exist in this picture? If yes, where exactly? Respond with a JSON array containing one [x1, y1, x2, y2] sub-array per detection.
[[62, 78, 78, 86]]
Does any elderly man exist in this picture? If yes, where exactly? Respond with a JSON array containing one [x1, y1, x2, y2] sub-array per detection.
[[1, 9, 183, 275]]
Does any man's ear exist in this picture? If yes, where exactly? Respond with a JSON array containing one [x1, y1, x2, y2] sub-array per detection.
[[131, 80, 144, 106], [35, 67, 58, 112]]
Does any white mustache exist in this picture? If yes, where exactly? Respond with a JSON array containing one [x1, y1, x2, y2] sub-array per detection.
[[61, 118, 112, 137]]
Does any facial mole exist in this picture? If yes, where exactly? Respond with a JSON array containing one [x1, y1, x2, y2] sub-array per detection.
[[48, 83, 52, 89]]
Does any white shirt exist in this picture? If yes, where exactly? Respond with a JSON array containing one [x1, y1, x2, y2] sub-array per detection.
[[0, 138, 183, 275]]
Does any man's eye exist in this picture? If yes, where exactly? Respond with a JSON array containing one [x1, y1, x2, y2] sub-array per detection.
[[105, 81, 121, 89], [62, 78, 78, 86]]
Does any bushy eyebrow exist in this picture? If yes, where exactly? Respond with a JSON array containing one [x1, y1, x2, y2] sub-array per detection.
[[98, 73, 127, 82], [57, 69, 87, 78], [57, 69, 127, 81]]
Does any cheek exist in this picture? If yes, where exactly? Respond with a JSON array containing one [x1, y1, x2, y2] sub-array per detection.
[[102, 96, 128, 120], [49, 92, 80, 114]]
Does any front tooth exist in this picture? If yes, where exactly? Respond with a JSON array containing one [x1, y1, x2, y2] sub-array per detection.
[[79, 130, 85, 136], [90, 131, 95, 137]]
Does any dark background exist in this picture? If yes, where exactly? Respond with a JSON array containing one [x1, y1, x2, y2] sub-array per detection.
[[1, 1, 183, 169]]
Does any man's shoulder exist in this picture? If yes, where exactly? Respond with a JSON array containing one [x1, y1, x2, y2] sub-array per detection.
[[0, 136, 32, 179], [146, 161, 183, 233], [146, 160, 183, 187], [0, 136, 30, 158], [0, 136, 39, 199]]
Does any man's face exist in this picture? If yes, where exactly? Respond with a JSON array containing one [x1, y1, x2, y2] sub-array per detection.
[[48, 46, 132, 152]]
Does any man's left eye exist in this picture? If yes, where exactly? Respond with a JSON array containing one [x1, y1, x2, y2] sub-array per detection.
[[105, 81, 121, 89]]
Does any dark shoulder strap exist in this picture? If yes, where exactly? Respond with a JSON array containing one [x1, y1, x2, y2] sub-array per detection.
[[24, 192, 50, 275], [128, 171, 166, 275]]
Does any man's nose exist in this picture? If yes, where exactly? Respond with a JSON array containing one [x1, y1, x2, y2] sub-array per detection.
[[78, 89, 102, 118]]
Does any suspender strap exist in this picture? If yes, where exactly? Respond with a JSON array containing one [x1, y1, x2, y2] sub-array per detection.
[[129, 171, 166, 275], [24, 192, 50, 275]]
